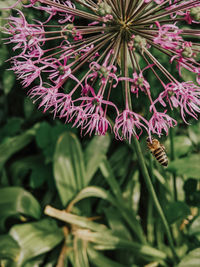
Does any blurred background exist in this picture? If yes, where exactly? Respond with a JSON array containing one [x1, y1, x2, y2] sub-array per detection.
[[0, 1, 200, 266]]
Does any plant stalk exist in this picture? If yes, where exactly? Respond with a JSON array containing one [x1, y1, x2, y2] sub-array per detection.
[[169, 127, 177, 201], [132, 137, 179, 263]]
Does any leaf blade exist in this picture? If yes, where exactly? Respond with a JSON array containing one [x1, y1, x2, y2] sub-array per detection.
[[0, 234, 20, 260], [9, 218, 64, 266], [53, 132, 86, 206], [84, 135, 110, 185], [0, 125, 38, 170], [0, 187, 41, 231]]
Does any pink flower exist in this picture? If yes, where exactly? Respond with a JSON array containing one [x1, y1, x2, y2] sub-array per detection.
[[10, 56, 43, 87], [1, 0, 38, 9], [54, 93, 74, 119], [70, 93, 118, 135], [88, 50, 118, 87], [69, 105, 110, 136], [119, 70, 150, 97], [82, 110, 111, 136], [3, 10, 44, 57], [167, 0, 200, 19], [45, 57, 83, 88], [69, 106, 87, 130], [28, 83, 59, 113], [170, 42, 200, 84], [114, 110, 149, 143], [153, 22, 183, 50], [4, 0, 200, 141], [144, 0, 165, 4], [34, 1, 75, 24], [74, 94, 118, 117], [148, 111, 177, 137], [153, 82, 200, 123]]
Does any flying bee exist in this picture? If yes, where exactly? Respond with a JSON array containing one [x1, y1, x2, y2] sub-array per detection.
[[146, 137, 168, 167]]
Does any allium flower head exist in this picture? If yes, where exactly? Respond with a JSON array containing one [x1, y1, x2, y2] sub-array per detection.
[[3, 0, 200, 142]]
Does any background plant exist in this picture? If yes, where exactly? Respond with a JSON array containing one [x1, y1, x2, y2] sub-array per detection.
[[0, 1, 200, 267]]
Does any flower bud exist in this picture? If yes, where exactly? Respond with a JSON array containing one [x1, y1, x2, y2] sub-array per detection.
[[98, 2, 112, 16], [133, 35, 147, 49], [190, 7, 200, 21], [182, 46, 193, 57]]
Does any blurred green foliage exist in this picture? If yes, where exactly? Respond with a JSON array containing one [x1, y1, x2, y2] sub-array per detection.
[[0, 4, 200, 267]]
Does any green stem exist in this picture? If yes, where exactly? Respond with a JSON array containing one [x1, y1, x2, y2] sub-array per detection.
[[148, 152, 154, 181], [147, 154, 155, 244], [121, 39, 132, 109], [169, 127, 177, 201], [132, 137, 179, 263]]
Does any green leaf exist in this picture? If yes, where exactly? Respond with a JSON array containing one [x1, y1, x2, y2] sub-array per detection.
[[189, 216, 200, 241], [75, 230, 167, 261], [68, 186, 116, 210], [30, 164, 51, 189], [84, 135, 110, 185], [35, 122, 52, 149], [0, 187, 41, 231], [0, 117, 23, 138], [23, 255, 44, 267], [165, 136, 192, 158], [9, 155, 44, 186], [44, 207, 165, 260], [51, 123, 69, 144], [177, 248, 200, 267], [9, 219, 64, 266], [153, 169, 167, 186], [0, 125, 38, 170], [2, 70, 15, 94], [74, 238, 90, 267], [99, 158, 146, 243], [44, 205, 107, 233], [88, 247, 125, 267], [0, 167, 10, 186], [24, 98, 35, 119], [35, 122, 55, 163], [0, 45, 8, 66], [109, 145, 132, 185], [53, 132, 86, 206], [0, 235, 20, 260], [167, 154, 200, 179], [68, 187, 137, 244], [183, 178, 198, 194], [188, 122, 200, 146], [104, 207, 132, 241], [165, 201, 190, 225], [36, 123, 69, 163], [99, 159, 123, 200]]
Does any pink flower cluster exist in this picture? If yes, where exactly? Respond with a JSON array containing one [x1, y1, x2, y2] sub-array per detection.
[[3, 0, 200, 142]]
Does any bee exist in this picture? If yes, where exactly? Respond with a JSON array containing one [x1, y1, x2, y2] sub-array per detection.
[[146, 137, 168, 167]]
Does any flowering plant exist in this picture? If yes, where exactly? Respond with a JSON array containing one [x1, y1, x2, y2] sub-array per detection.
[[3, 0, 200, 141]]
